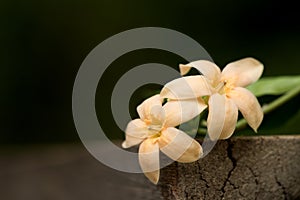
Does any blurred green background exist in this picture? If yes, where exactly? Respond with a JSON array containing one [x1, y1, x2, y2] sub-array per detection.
[[1, 0, 299, 144]]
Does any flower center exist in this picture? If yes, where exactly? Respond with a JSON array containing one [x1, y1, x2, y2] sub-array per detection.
[[148, 124, 162, 132], [215, 81, 226, 94], [215, 80, 233, 95], [147, 124, 162, 138]]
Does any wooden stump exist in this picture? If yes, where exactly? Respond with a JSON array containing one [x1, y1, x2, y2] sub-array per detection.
[[158, 136, 300, 200], [1, 136, 299, 200]]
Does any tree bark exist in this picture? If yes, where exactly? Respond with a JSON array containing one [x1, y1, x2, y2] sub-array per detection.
[[158, 136, 300, 200], [1, 136, 299, 200]]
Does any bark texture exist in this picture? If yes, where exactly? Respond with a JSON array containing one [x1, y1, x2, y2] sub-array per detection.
[[158, 136, 300, 200], [0, 136, 299, 200]]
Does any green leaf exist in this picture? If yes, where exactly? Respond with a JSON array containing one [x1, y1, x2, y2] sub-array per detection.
[[247, 75, 300, 97]]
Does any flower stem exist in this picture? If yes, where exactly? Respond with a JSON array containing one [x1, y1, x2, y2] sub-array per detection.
[[235, 85, 300, 131]]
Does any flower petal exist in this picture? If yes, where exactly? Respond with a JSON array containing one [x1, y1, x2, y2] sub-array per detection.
[[228, 87, 263, 132], [218, 97, 239, 139], [137, 94, 162, 121], [180, 60, 221, 86], [207, 93, 226, 140], [159, 127, 203, 163], [160, 75, 212, 100], [222, 57, 264, 87], [122, 119, 148, 148], [138, 139, 160, 184], [163, 98, 207, 127], [149, 104, 165, 126]]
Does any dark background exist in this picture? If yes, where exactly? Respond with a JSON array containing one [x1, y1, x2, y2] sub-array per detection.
[[1, 0, 299, 144]]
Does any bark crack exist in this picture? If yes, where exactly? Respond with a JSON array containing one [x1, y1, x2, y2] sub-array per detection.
[[197, 162, 209, 189], [275, 175, 288, 200], [220, 140, 237, 199], [196, 157, 208, 200], [246, 165, 259, 199], [247, 166, 258, 184]]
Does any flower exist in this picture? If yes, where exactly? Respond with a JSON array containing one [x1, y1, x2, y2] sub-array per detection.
[[160, 57, 264, 140], [122, 94, 206, 184]]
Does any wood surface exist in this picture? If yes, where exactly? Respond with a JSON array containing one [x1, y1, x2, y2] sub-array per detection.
[[1, 136, 299, 200]]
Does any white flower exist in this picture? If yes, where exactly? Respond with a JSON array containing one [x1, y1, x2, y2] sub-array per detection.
[[122, 94, 206, 184], [161, 58, 264, 140]]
